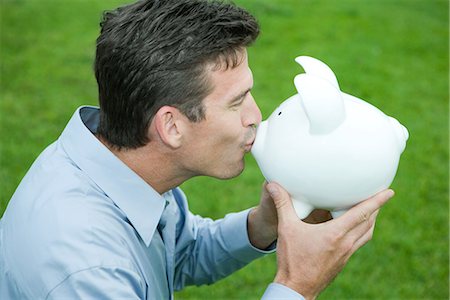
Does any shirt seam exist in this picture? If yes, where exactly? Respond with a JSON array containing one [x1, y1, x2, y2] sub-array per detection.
[[44, 264, 142, 299]]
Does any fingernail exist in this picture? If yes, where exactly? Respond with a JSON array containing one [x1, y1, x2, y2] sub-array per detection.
[[387, 190, 395, 198], [267, 184, 279, 197]]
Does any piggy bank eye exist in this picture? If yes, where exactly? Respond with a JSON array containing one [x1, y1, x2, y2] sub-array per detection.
[[278, 111, 282, 116]]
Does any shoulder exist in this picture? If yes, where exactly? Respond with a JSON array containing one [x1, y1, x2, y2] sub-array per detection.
[[2, 143, 141, 298]]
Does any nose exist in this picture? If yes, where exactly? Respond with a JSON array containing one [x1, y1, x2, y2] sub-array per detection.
[[242, 93, 262, 127]]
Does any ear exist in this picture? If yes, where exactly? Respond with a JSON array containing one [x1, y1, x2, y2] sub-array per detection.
[[153, 106, 183, 149]]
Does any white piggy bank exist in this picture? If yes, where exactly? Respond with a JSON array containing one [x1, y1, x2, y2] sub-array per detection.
[[251, 56, 409, 219]]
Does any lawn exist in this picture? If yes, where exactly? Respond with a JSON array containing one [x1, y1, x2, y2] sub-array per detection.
[[1, 0, 448, 299]]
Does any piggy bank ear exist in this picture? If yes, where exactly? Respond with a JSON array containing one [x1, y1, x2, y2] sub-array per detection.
[[294, 56, 345, 134], [294, 72, 345, 135], [295, 56, 339, 89]]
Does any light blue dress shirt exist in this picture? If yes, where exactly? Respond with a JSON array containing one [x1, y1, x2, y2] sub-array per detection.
[[0, 106, 304, 299]]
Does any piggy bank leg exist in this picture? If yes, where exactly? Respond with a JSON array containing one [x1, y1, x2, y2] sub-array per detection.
[[292, 199, 314, 220], [331, 209, 348, 219]]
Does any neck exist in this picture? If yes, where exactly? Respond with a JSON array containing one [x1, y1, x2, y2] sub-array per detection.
[[97, 135, 192, 195]]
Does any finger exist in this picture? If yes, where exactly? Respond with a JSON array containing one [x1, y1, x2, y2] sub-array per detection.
[[260, 181, 270, 197], [334, 189, 394, 233], [350, 214, 378, 254], [266, 182, 298, 225], [346, 209, 379, 243]]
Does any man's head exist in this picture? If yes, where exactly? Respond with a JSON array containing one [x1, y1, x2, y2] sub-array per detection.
[[95, 0, 260, 149]]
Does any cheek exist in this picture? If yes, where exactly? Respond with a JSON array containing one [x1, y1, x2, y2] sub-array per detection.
[[207, 113, 245, 148], [224, 122, 244, 145]]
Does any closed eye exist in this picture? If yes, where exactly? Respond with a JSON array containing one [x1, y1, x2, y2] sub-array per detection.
[[229, 98, 245, 110], [233, 98, 245, 107], [229, 88, 252, 108]]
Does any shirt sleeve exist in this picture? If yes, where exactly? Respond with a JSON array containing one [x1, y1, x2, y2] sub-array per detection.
[[172, 187, 275, 290], [261, 283, 306, 300], [218, 208, 277, 260], [46, 266, 145, 300]]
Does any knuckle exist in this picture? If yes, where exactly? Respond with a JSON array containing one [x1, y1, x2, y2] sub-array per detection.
[[335, 227, 347, 240], [342, 239, 354, 254], [327, 229, 344, 245], [273, 196, 289, 209], [358, 210, 369, 223]]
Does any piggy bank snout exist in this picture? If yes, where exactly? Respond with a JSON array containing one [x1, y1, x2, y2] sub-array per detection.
[[251, 120, 268, 159]]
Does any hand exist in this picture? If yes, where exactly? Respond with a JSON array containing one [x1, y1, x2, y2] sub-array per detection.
[[248, 183, 332, 249], [247, 182, 278, 250], [267, 182, 394, 300]]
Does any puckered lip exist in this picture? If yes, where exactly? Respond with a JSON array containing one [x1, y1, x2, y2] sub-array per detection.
[[250, 120, 267, 158], [244, 137, 255, 152]]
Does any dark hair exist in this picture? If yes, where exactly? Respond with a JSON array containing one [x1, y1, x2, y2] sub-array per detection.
[[95, 0, 259, 149]]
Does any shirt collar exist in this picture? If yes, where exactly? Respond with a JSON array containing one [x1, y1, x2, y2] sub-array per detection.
[[59, 106, 166, 246]]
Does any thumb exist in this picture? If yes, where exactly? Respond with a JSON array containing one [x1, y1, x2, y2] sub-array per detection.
[[266, 182, 298, 225]]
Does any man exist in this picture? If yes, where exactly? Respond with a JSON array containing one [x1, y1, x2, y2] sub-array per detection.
[[0, 0, 394, 299]]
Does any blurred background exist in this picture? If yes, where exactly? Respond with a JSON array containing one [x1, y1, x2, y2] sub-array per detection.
[[1, 0, 448, 299]]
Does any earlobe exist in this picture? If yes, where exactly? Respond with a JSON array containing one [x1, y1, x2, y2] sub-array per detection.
[[154, 106, 183, 149]]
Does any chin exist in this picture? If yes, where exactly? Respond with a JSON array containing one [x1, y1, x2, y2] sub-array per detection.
[[214, 160, 245, 179]]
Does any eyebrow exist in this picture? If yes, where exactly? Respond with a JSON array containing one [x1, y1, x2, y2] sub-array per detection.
[[229, 87, 252, 105]]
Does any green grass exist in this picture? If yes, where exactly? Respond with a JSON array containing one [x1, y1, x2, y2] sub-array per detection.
[[1, 0, 448, 299]]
